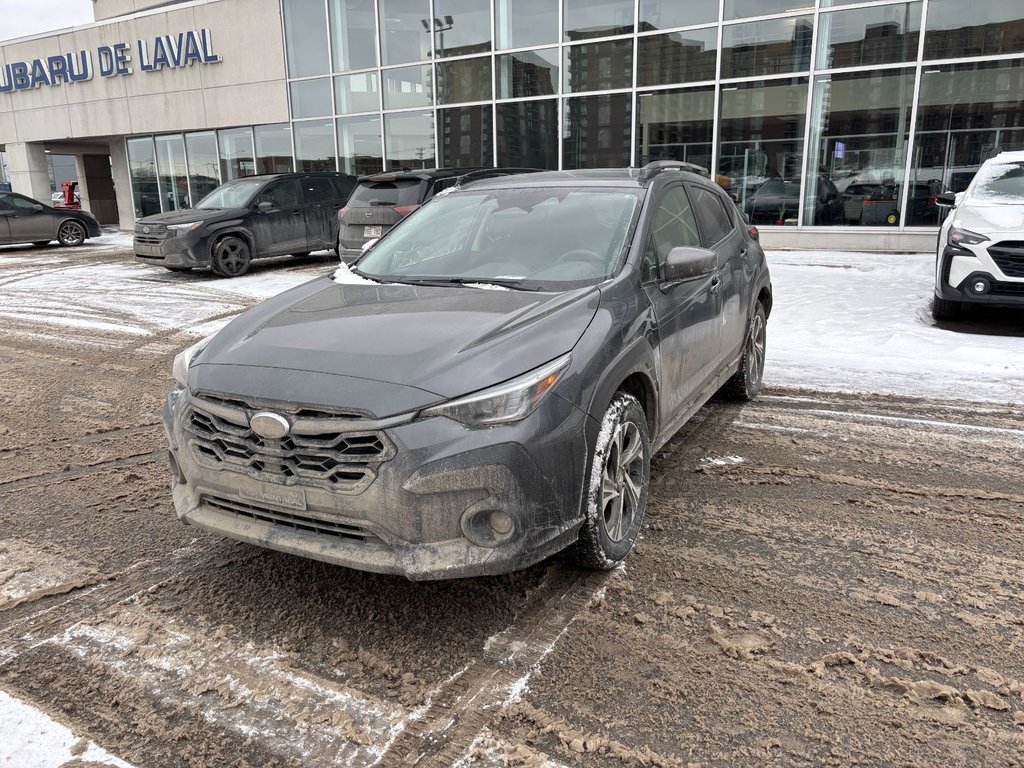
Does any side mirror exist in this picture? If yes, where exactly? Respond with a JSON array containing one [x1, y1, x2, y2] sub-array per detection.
[[361, 238, 378, 253], [934, 192, 956, 207], [257, 201, 273, 213], [663, 246, 718, 284], [32, 203, 44, 212]]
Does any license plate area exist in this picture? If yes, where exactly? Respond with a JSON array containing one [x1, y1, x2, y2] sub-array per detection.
[[364, 225, 382, 237], [237, 483, 307, 511]]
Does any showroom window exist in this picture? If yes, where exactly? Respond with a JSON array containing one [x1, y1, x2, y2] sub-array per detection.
[[254, 124, 294, 174], [338, 115, 385, 175], [637, 28, 718, 87], [495, 0, 558, 50], [564, 93, 633, 169], [218, 127, 255, 181], [385, 111, 435, 169], [563, 0, 634, 41], [439, 105, 493, 166], [293, 120, 338, 172], [718, 78, 808, 224], [383, 65, 433, 110], [155, 135, 188, 212], [185, 132, 220, 204], [496, 49, 559, 99], [290, 78, 334, 119], [335, 72, 380, 114], [913, 60, 1024, 194], [721, 16, 813, 79], [636, 86, 714, 169], [725, 0, 813, 21], [924, 0, 1024, 60], [436, 56, 493, 104], [816, 2, 921, 70], [127, 137, 158, 218], [806, 68, 916, 227], [496, 99, 558, 168], [564, 38, 634, 93], [379, 0, 432, 66], [639, 0, 718, 32], [329, 0, 377, 71], [434, 0, 492, 56], [283, 0, 330, 77]]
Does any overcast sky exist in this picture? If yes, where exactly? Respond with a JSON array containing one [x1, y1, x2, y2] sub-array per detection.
[[1, 0, 95, 43]]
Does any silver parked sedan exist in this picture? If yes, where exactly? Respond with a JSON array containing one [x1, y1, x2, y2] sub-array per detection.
[[0, 191, 101, 247]]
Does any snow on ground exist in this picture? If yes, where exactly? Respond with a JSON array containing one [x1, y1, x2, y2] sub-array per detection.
[[0, 689, 134, 768], [763, 250, 1024, 404]]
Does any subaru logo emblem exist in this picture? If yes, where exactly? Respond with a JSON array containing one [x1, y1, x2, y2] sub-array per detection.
[[364, 210, 373, 219], [250, 412, 290, 439], [142, 226, 151, 234]]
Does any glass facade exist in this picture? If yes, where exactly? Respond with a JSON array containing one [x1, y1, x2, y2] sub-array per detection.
[[123, 0, 1024, 230]]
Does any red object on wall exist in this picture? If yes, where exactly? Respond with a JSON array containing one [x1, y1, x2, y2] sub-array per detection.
[[56, 180, 81, 209]]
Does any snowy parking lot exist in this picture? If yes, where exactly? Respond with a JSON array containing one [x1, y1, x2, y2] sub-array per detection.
[[1, 238, 1022, 767]]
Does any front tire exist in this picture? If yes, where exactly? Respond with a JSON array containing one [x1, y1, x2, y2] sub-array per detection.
[[932, 295, 961, 321], [570, 393, 651, 570], [211, 236, 251, 278], [57, 221, 86, 247], [722, 301, 767, 401]]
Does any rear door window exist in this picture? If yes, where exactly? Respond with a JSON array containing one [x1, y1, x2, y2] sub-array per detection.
[[302, 177, 337, 204], [254, 179, 302, 209], [689, 186, 735, 246], [348, 179, 425, 206]]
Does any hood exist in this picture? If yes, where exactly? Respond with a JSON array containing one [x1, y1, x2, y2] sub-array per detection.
[[193, 277, 601, 415], [956, 202, 1024, 234], [138, 208, 242, 225]]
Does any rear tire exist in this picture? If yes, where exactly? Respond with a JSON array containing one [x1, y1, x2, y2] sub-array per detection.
[[57, 221, 86, 247], [721, 302, 767, 401], [570, 393, 651, 570], [211, 236, 251, 278], [932, 295, 961, 321]]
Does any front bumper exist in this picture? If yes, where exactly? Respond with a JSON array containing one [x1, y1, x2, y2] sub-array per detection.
[[134, 231, 209, 268], [161, 387, 590, 580], [936, 243, 1024, 309]]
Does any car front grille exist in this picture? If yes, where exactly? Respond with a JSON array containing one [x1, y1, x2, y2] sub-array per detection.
[[202, 494, 381, 543], [989, 241, 1024, 278], [989, 280, 1024, 297], [134, 224, 169, 244], [184, 393, 394, 493]]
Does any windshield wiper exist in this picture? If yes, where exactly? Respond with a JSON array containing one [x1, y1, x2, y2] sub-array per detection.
[[389, 276, 540, 291]]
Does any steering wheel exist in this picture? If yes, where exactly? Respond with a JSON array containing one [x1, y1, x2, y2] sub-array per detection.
[[556, 248, 605, 265]]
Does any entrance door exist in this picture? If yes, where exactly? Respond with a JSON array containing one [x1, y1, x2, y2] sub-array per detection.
[[640, 184, 723, 425], [251, 179, 306, 256]]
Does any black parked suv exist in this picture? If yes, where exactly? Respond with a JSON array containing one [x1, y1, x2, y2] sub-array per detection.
[[164, 161, 772, 579], [337, 168, 538, 258], [134, 172, 356, 277]]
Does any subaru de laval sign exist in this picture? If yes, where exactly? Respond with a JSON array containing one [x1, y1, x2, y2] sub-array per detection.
[[0, 29, 222, 93]]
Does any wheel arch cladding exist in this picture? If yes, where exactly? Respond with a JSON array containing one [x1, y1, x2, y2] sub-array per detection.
[[212, 229, 254, 256], [757, 285, 773, 318], [616, 371, 657, 437]]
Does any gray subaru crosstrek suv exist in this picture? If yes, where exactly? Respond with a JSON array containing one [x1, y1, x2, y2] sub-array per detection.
[[163, 162, 772, 579]]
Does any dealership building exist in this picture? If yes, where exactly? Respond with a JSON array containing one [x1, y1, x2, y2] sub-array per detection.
[[1, 0, 1021, 250]]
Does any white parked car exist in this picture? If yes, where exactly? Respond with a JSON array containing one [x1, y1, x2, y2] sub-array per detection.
[[933, 151, 1024, 320]]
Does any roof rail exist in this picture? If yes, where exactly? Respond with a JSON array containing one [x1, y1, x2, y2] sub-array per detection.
[[637, 160, 709, 183], [454, 168, 544, 185]]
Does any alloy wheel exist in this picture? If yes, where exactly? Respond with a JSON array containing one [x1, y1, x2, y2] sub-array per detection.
[[58, 222, 84, 246], [601, 419, 644, 542], [746, 310, 766, 386]]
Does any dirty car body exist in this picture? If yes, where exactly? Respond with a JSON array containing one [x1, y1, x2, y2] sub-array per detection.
[[163, 163, 772, 579]]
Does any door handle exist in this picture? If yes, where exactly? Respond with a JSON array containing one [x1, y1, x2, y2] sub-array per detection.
[[709, 276, 722, 294], [291, 210, 303, 216]]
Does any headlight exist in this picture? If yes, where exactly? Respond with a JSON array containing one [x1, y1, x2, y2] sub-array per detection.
[[948, 225, 988, 247], [166, 222, 203, 233], [172, 334, 215, 387], [421, 354, 571, 426]]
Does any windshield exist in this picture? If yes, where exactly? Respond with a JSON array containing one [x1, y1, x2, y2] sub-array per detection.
[[195, 179, 264, 209], [968, 159, 1024, 204], [355, 187, 642, 290]]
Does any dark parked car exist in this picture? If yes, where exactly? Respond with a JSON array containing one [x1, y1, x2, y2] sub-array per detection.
[[0, 191, 101, 247], [858, 181, 942, 226], [134, 172, 356, 277], [163, 161, 772, 579], [337, 168, 538, 258], [742, 175, 842, 225]]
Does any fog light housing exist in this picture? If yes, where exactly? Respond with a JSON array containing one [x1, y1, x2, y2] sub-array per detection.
[[461, 507, 516, 547], [969, 278, 991, 295]]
